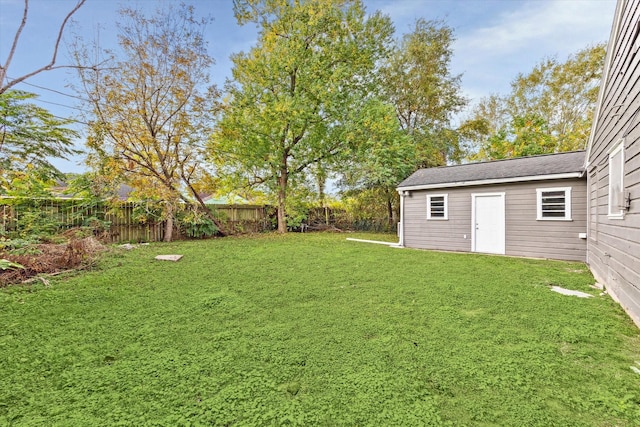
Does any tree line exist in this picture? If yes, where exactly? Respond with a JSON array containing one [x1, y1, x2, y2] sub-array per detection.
[[0, 0, 605, 240]]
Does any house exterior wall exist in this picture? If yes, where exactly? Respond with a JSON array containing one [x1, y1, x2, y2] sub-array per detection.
[[402, 178, 588, 261], [586, 0, 640, 326]]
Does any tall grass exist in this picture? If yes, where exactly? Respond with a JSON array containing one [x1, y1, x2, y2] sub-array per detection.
[[1, 233, 638, 426]]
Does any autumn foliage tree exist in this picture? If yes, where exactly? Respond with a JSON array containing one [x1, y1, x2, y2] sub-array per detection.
[[212, 0, 394, 233], [462, 44, 606, 160], [75, 4, 222, 241]]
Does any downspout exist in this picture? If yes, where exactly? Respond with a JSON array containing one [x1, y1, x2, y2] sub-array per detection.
[[398, 189, 406, 247]]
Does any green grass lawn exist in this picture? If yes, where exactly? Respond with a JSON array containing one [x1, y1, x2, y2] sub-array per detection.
[[1, 233, 639, 426]]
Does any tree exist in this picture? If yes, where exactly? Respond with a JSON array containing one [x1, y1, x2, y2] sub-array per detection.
[[75, 3, 223, 241], [337, 19, 464, 225], [457, 94, 508, 149], [463, 44, 606, 160], [381, 19, 466, 168], [472, 115, 559, 160], [212, 0, 394, 233], [338, 99, 415, 226], [0, 0, 86, 94], [0, 90, 78, 191]]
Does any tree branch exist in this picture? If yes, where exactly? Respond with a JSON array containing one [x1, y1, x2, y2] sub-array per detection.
[[0, 0, 87, 94], [179, 163, 228, 236], [0, 0, 28, 88]]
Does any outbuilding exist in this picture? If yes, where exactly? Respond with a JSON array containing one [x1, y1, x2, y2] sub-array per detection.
[[397, 151, 588, 262], [395, 0, 639, 327]]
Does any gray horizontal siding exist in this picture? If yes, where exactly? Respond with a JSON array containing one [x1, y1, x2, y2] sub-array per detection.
[[505, 179, 586, 261], [402, 178, 587, 261], [404, 190, 472, 252], [587, 0, 640, 327]]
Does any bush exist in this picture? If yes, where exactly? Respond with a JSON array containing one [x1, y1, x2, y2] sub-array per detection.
[[177, 208, 218, 238], [14, 205, 62, 238]]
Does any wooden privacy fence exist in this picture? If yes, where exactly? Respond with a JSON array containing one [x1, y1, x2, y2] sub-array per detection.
[[306, 206, 397, 232], [208, 204, 272, 235], [0, 198, 271, 243]]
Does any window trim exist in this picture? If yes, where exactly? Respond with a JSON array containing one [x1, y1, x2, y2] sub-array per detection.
[[608, 139, 625, 219], [427, 193, 448, 220], [536, 187, 572, 221]]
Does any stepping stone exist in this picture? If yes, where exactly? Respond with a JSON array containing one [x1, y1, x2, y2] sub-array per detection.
[[155, 255, 183, 262], [550, 286, 593, 298], [120, 243, 150, 250]]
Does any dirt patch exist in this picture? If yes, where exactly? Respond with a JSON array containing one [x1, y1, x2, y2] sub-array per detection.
[[0, 236, 106, 287]]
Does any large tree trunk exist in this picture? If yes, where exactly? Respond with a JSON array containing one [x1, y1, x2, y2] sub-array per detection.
[[316, 169, 325, 203], [277, 169, 288, 233], [163, 204, 174, 242], [385, 189, 394, 227], [184, 183, 227, 236]]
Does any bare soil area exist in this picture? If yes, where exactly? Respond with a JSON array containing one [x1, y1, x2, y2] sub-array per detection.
[[0, 236, 105, 286]]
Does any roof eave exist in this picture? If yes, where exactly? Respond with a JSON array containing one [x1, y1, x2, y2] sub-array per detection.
[[397, 172, 584, 192]]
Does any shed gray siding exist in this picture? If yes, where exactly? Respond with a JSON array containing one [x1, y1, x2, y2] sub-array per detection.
[[586, 0, 640, 326], [403, 178, 588, 261]]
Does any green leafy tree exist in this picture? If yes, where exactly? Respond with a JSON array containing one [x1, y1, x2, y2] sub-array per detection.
[[381, 19, 466, 168], [212, 0, 394, 233], [338, 19, 464, 225], [509, 44, 605, 152], [457, 94, 508, 153], [478, 115, 556, 160], [463, 44, 606, 160], [338, 99, 415, 225], [0, 90, 78, 191], [74, 3, 223, 241]]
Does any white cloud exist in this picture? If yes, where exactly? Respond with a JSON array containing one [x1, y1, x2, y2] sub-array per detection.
[[458, 0, 614, 57], [366, 0, 616, 104], [452, 0, 616, 102]]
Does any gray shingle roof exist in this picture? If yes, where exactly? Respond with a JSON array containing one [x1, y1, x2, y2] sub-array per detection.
[[398, 151, 586, 189]]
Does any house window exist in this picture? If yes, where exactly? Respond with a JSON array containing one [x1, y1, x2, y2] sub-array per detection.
[[536, 187, 572, 220], [608, 140, 625, 218], [427, 194, 448, 220]]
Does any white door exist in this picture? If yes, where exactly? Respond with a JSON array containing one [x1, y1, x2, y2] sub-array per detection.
[[472, 193, 505, 254]]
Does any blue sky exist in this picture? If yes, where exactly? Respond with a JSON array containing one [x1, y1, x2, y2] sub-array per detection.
[[0, 0, 617, 173]]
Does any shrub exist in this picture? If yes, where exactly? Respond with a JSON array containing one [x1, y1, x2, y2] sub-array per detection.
[[177, 208, 218, 238]]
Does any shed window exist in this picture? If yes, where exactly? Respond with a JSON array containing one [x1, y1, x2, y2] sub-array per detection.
[[536, 187, 572, 220], [608, 140, 625, 218], [427, 194, 448, 220]]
